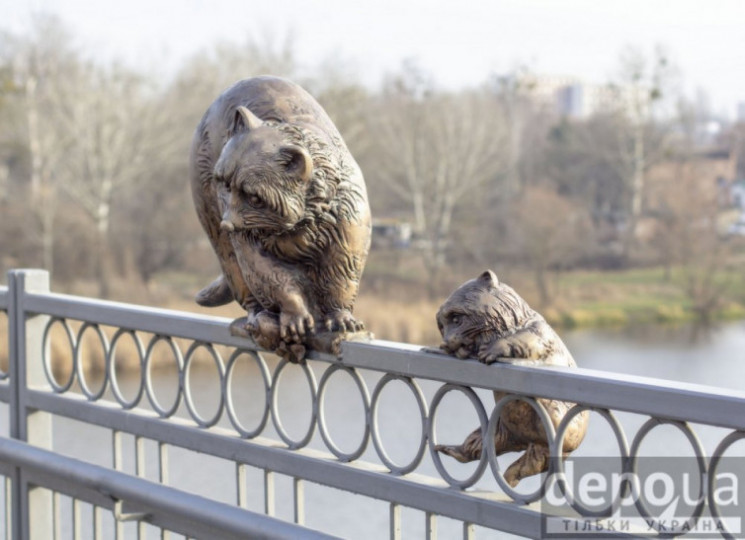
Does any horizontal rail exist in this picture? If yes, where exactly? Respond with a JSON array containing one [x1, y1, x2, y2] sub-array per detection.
[[18, 288, 745, 429], [344, 341, 745, 431], [0, 436, 336, 540], [22, 291, 745, 430], [26, 389, 549, 537], [0, 285, 8, 309], [23, 291, 263, 350]]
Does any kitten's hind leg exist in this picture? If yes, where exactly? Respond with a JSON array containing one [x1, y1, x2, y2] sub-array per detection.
[[435, 418, 528, 463], [503, 443, 550, 487]]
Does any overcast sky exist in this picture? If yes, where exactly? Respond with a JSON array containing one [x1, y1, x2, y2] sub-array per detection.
[[3, 0, 745, 118]]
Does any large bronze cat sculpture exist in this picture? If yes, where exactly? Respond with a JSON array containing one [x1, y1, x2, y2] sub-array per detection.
[[435, 270, 588, 486], [189, 76, 371, 361]]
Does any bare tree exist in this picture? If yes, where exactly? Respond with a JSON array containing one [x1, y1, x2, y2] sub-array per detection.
[[305, 60, 373, 162], [1, 15, 80, 272], [645, 97, 738, 319], [168, 31, 298, 125], [506, 185, 591, 307], [648, 156, 734, 320], [370, 63, 509, 294], [59, 63, 171, 297], [489, 68, 549, 197], [604, 46, 678, 260]]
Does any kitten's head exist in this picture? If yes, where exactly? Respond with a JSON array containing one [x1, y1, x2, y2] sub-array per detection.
[[436, 270, 534, 359]]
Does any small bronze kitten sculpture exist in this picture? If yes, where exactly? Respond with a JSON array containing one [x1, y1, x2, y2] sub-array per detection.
[[435, 270, 588, 486]]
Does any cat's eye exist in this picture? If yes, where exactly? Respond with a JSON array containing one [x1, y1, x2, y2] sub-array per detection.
[[247, 194, 264, 208], [450, 314, 461, 325]]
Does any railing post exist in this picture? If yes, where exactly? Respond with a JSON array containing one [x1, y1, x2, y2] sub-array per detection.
[[8, 269, 53, 540]]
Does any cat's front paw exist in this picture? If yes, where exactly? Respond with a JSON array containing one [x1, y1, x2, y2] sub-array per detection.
[[478, 339, 512, 364], [323, 309, 364, 333], [279, 309, 315, 343]]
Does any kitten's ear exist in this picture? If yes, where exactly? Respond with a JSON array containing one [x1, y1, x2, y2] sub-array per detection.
[[478, 270, 499, 287]]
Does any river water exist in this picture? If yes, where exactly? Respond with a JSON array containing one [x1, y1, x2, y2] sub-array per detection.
[[46, 320, 745, 539]]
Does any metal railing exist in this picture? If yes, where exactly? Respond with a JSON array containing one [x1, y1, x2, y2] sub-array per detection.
[[1, 268, 744, 539]]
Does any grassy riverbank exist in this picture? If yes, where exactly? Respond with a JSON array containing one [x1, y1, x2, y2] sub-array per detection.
[[54, 264, 745, 337], [541, 267, 745, 328], [356, 265, 745, 343]]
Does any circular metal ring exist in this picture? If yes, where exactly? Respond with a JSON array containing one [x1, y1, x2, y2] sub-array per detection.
[[144, 335, 183, 418], [553, 406, 629, 517], [707, 430, 745, 540], [316, 364, 370, 462], [628, 418, 707, 531], [183, 342, 225, 428], [107, 329, 146, 409], [486, 395, 556, 504], [270, 359, 318, 449], [427, 383, 488, 489], [369, 374, 428, 475], [42, 317, 77, 393], [224, 349, 271, 438], [74, 322, 110, 401]]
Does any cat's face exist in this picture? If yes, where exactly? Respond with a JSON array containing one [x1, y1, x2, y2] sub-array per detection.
[[436, 270, 501, 359], [214, 106, 313, 235], [436, 270, 533, 359]]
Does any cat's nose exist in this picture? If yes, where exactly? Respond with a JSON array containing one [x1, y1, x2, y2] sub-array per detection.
[[443, 333, 461, 351]]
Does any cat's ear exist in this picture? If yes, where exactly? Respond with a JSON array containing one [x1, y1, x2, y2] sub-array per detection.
[[229, 106, 263, 137], [478, 270, 499, 287]]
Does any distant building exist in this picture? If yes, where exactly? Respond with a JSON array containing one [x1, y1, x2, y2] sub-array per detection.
[[557, 83, 584, 118], [738, 102, 745, 123], [520, 74, 647, 119]]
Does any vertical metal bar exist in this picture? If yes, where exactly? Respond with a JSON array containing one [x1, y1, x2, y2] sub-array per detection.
[[425, 512, 437, 540], [136, 436, 146, 477], [8, 269, 53, 540], [112, 430, 123, 540], [293, 477, 305, 526], [158, 442, 168, 485], [93, 506, 102, 540], [159, 442, 170, 540], [264, 470, 275, 517], [52, 492, 61, 540], [113, 431, 123, 471], [136, 436, 145, 539], [236, 464, 247, 509], [6, 271, 21, 540], [462, 522, 474, 540], [72, 498, 81, 540], [4, 477, 10, 540], [390, 503, 401, 540]]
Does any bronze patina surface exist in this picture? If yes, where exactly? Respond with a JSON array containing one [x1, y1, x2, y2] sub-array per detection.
[[435, 270, 588, 486], [190, 76, 371, 361]]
